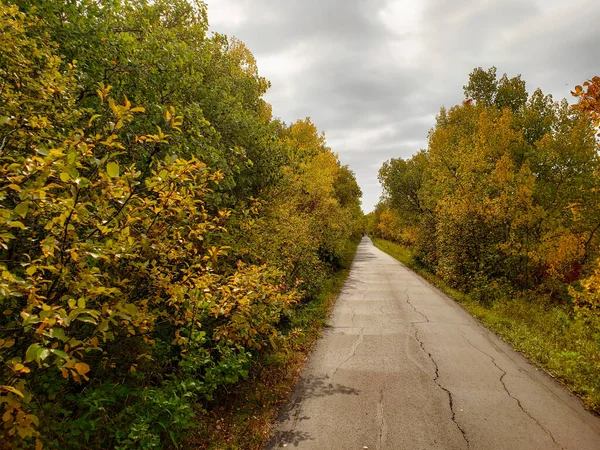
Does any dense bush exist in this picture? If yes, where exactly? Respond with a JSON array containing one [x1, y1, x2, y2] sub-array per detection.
[[0, 1, 363, 448]]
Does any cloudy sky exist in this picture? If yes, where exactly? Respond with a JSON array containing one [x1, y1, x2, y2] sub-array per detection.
[[204, 0, 600, 212]]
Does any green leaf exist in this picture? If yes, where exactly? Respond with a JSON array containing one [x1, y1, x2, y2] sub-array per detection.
[[50, 349, 69, 360], [39, 348, 50, 362], [60, 172, 70, 182], [67, 167, 79, 179], [77, 297, 86, 309], [67, 149, 77, 165], [14, 203, 29, 218], [8, 221, 26, 229], [106, 162, 119, 178], [50, 327, 67, 342], [76, 177, 90, 188], [76, 315, 97, 324], [124, 303, 137, 316], [25, 344, 43, 363]]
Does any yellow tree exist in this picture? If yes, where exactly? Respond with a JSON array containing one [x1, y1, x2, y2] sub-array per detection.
[[408, 68, 599, 290], [569, 77, 600, 320], [245, 118, 362, 297]]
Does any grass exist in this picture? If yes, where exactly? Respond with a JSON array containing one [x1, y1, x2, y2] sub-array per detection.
[[372, 237, 600, 414], [188, 237, 361, 449]]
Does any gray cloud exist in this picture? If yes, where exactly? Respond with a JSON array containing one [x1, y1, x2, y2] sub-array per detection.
[[206, 0, 600, 211]]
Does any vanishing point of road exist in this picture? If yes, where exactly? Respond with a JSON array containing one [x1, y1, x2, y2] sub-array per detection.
[[267, 237, 600, 449]]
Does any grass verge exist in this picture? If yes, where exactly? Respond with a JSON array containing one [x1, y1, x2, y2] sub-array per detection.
[[189, 237, 361, 449], [372, 237, 600, 413]]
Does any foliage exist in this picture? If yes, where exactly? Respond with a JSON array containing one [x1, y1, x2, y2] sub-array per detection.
[[375, 67, 600, 292], [568, 76, 600, 325], [572, 76, 600, 137], [241, 119, 363, 299], [0, 1, 363, 448], [190, 237, 361, 449], [569, 263, 600, 323], [12, 0, 280, 202]]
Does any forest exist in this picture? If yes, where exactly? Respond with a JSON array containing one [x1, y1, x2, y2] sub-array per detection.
[[369, 67, 600, 411], [0, 1, 363, 448]]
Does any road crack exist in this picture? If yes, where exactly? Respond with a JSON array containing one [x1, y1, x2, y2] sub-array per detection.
[[349, 300, 356, 326], [376, 331, 388, 450], [414, 326, 470, 449], [404, 283, 430, 323], [328, 327, 364, 386], [459, 330, 564, 450], [376, 380, 388, 449]]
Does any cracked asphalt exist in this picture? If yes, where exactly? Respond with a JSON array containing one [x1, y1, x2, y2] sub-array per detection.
[[266, 237, 600, 449]]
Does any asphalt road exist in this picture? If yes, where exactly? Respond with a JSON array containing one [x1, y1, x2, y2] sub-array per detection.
[[266, 237, 600, 450]]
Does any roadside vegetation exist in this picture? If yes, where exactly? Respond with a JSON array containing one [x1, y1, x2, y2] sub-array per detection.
[[0, 1, 363, 448], [190, 237, 360, 449], [368, 70, 600, 413]]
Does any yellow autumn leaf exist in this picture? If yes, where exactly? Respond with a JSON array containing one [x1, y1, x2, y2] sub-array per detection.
[[73, 362, 90, 375], [0, 385, 24, 398]]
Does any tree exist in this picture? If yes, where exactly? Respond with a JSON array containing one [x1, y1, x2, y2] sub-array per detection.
[[568, 76, 600, 324], [378, 151, 427, 218], [376, 68, 599, 291], [463, 66, 498, 107], [464, 66, 528, 112]]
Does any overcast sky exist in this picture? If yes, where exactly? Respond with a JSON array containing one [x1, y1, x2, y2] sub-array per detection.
[[204, 0, 600, 212]]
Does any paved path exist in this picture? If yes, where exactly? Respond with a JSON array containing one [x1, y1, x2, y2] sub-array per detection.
[[266, 237, 600, 449]]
